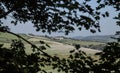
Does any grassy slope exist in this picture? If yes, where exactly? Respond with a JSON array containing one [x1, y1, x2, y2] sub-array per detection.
[[0, 33, 102, 73], [0, 32, 30, 43], [53, 38, 104, 46], [0, 32, 102, 56]]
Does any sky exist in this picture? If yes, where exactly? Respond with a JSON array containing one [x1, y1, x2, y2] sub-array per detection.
[[5, 14, 120, 37], [3, 1, 120, 37]]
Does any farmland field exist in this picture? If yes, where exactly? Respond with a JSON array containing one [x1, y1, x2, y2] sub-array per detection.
[[0, 33, 103, 73], [0, 33, 103, 55]]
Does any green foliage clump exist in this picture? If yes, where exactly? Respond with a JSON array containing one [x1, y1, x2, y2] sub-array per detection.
[[0, 40, 52, 73]]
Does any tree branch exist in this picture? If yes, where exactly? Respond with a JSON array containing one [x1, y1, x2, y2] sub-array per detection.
[[6, 31, 53, 58]]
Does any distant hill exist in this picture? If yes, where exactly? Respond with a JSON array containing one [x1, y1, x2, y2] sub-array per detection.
[[72, 36, 84, 40], [0, 32, 30, 43], [0, 32, 106, 51], [72, 35, 120, 42]]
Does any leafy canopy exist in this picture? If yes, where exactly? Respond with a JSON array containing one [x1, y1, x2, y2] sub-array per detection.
[[0, 0, 103, 34]]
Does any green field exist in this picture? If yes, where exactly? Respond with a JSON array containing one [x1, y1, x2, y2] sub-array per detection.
[[0, 32, 103, 73], [53, 38, 104, 46], [0, 32, 104, 56]]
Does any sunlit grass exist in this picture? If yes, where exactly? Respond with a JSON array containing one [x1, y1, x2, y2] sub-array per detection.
[[0, 33, 102, 72]]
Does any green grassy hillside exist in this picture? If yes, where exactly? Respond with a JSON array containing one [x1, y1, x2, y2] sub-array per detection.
[[0, 32, 104, 55], [72, 35, 119, 42], [0, 32, 103, 73], [0, 32, 30, 43], [52, 38, 104, 46], [0, 32, 105, 50]]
